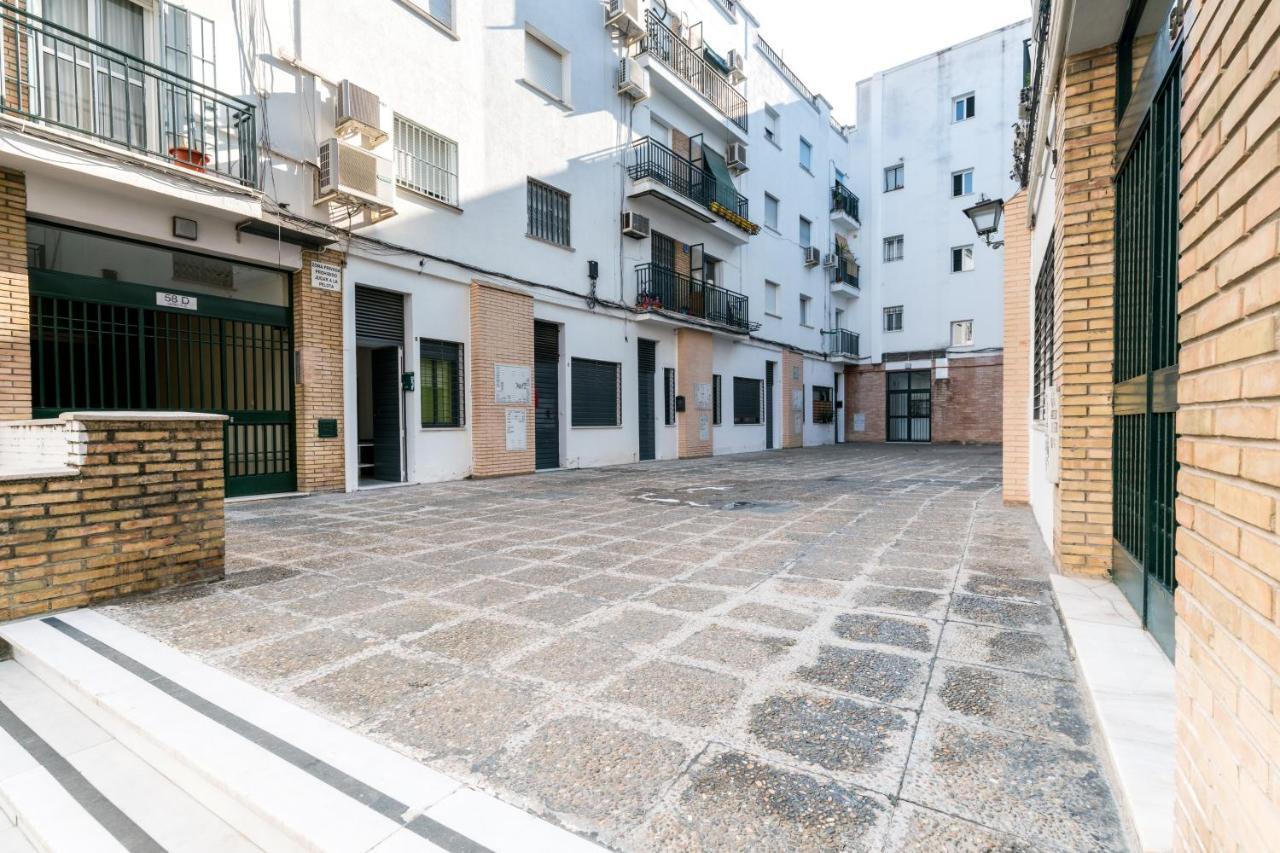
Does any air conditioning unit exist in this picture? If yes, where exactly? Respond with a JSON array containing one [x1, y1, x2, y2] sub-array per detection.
[[803, 246, 821, 267], [822, 252, 838, 269], [617, 57, 649, 100], [621, 210, 650, 239], [316, 138, 395, 210], [726, 141, 748, 173], [335, 80, 386, 146], [727, 49, 746, 83], [604, 0, 644, 40]]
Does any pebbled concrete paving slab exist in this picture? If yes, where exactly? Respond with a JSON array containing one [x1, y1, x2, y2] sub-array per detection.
[[103, 444, 1129, 851]]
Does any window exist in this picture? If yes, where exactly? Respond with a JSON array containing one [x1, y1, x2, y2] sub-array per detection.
[[394, 115, 459, 205], [420, 339, 464, 428], [712, 374, 722, 425], [733, 377, 762, 424], [1033, 238, 1055, 419], [571, 358, 621, 426], [527, 178, 570, 247], [765, 280, 780, 316], [951, 245, 975, 272], [405, 0, 454, 30], [764, 193, 779, 230], [524, 29, 567, 103], [704, 255, 720, 287], [951, 320, 974, 347], [799, 294, 812, 326], [799, 137, 812, 172], [764, 106, 780, 146], [664, 367, 676, 425], [812, 386, 834, 424], [953, 93, 976, 122], [799, 217, 812, 248], [884, 164, 904, 192], [952, 169, 974, 197], [163, 4, 215, 85], [883, 235, 904, 262], [884, 305, 903, 332]]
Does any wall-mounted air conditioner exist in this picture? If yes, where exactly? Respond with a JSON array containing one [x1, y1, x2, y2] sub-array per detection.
[[803, 246, 821, 267], [727, 49, 746, 83], [604, 0, 644, 40], [617, 57, 649, 100], [336, 80, 386, 146], [316, 138, 394, 210], [621, 210, 650, 239], [822, 252, 838, 269], [726, 141, 748, 173]]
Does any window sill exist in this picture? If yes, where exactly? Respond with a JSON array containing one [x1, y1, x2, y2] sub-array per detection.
[[763, 225, 780, 235], [401, 3, 460, 40], [397, 184, 463, 213], [800, 323, 814, 329], [571, 424, 623, 430], [526, 233, 575, 252], [764, 137, 781, 150], [884, 186, 903, 193], [420, 425, 466, 432], [519, 78, 573, 112], [800, 166, 814, 176], [764, 311, 782, 319]]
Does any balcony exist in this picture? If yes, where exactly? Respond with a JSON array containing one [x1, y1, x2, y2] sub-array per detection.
[[635, 263, 752, 332], [830, 256, 860, 298], [828, 328, 860, 361], [638, 12, 747, 133], [0, 4, 257, 187], [626, 137, 757, 240], [831, 182, 860, 232]]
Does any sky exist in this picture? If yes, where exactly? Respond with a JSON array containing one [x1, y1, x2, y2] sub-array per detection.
[[744, 0, 1031, 123]]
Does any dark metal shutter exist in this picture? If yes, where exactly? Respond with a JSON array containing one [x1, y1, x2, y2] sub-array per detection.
[[712, 374, 722, 425], [664, 368, 676, 425], [637, 340, 655, 461], [355, 286, 404, 345], [534, 321, 560, 470], [419, 339, 464, 427], [733, 377, 761, 424], [572, 358, 620, 427]]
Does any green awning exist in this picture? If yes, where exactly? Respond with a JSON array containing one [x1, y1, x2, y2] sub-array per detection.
[[701, 147, 739, 213]]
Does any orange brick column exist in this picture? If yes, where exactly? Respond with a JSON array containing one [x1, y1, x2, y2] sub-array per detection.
[[781, 350, 803, 448], [845, 364, 885, 443], [1002, 190, 1032, 502], [470, 281, 534, 477], [0, 169, 29, 420], [1173, 2, 1280, 849], [676, 328, 712, 458], [293, 248, 346, 493], [1054, 46, 1118, 576]]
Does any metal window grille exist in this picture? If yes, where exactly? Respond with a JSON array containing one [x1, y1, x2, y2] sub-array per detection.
[[527, 178, 571, 247], [884, 306, 903, 332], [1032, 237, 1055, 419], [812, 385, 834, 424], [395, 115, 459, 205], [733, 376, 762, 424], [420, 339, 463, 427], [571, 357, 620, 426], [664, 368, 676, 425], [712, 374, 722, 425], [884, 236, 903, 262]]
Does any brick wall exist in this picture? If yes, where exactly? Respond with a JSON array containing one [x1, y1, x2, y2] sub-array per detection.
[[470, 281, 534, 477], [1054, 46, 1118, 577], [0, 169, 29, 421], [845, 364, 886, 442], [0, 412, 226, 621], [1002, 190, 1032, 502], [932, 356, 1004, 444], [676, 328, 712, 458], [293, 248, 346, 493], [1174, 1, 1280, 849], [781, 350, 803, 448]]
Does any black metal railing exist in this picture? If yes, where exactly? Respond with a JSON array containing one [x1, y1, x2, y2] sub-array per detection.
[[1013, 0, 1050, 187], [834, 258, 859, 288], [829, 328, 859, 357], [635, 263, 749, 331], [627, 136, 749, 220], [831, 182, 860, 222], [640, 12, 747, 130], [0, 3, 256, 186]]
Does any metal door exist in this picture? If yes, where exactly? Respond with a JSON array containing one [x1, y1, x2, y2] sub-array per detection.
[[765, 361, 775, 449], [637, 339, 656, 461], [534, 321, 560, 470], [887, 370, 931, 442], [370, 346, 403, 482], [1112, 52, 1180, 659]]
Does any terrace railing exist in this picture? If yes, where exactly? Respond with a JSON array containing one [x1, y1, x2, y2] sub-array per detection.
[[635, 262, 750, 331], [640, 12, 747, 131]]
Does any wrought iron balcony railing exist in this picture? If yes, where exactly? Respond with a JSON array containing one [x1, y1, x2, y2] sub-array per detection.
[[829, 328, 860, 358], [635, 263, 750, 331], [627, 136, 749, 220], [831, 182, 860, 222], [0, 3, 257, 186], [640, 12, 747, 131]]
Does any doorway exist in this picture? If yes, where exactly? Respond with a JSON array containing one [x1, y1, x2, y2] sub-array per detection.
[[534, 321, 560, 470], [637, 339, 656, 461], [355, 286, 406, 486], [765, 361, 775, 449], [887, 370, 931, 442]]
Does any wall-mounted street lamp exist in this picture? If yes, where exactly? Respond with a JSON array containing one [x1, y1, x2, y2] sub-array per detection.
[[963, 194, 1005, 249]]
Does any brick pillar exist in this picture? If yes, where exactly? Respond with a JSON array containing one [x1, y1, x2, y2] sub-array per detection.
[[844, 364, 885, 443], [0, 169, 29, 421], [931, 356, 1003, 444], [1002, 190, 1031, 502], [470, 281, 534, 477], [293, 248, 346, 493], [1174, 2, 1280, 850], [676, 328, 712, 458], [781, 350, 803, 448], [1054, 45, 1118, 576]]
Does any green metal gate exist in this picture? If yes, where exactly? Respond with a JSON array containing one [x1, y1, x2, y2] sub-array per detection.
[[30, 270, 296, 498], [1112, 53, 1180, 659]]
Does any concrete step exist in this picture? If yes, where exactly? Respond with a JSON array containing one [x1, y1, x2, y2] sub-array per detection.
[[0, 610, 602, 853]]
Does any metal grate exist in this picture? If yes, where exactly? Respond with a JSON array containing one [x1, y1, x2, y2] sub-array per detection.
[[394, 114, 458, 205], [355, 286, 404, 345], [571, 357, 620, 427], [527, 178, 570, 247], [1033, 236, 1055, 419], [419, 339, 463, 428], [732, 376, 761, 424]]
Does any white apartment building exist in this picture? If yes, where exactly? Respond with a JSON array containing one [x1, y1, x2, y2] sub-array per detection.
[[0, 0, 1019, 496]]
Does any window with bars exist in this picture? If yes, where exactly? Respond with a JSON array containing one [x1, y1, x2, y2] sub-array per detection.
[[1033, 238, 1055, 419], [812, 385, 834, 424], [571, 357, 620, 426], [395, 115, 459, 206], [664, 367, 676, 425], [527, 179, 571, 247], [712, 374, 722, 425], [420, 339, 464, 427], [884, 305, 903, 332], [733, 377, 762, 424], [883, 235, 904, 262]]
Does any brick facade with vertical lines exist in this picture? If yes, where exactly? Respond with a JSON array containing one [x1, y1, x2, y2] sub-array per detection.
[[676, 328, 712, 458], [293, 248, 346, 493], [470, 281, 534, 477], [1002, 190, 1032, 502], [931, 356, 1004, 444], [0, 169, 29, 421], [781, 350, 803, 448]]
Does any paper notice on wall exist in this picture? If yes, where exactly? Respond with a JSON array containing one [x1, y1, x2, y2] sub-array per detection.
[[505, 408, 527, 451], [793, 413, 803, 434], [694, 383, 713, 411], [853, 413, 866, 432], [791, 389, 803, 411], [699, 414, 709, 442], [311, 261, 341, 292], [495, 364, 531, 404], [1046, 387, 1061, 484], [791, 365, 801, 381]]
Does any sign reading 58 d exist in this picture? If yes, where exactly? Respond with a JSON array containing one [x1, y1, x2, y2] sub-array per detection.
[[156, 291, 198, 311]]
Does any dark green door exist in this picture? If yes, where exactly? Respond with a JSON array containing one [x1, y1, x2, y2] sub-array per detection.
[[29, 270, 296, 498], [1112, 54, 1180, 660], [637, 339, 656, 461], [887, 370, 931, 442]]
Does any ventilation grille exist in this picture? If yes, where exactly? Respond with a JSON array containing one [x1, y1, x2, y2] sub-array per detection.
[[173, 254, 233, 288]]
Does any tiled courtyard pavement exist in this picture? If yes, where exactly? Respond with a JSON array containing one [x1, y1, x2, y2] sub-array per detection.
[[105, 445, 1129, 851]]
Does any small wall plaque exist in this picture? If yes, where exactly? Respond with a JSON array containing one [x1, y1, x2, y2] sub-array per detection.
[[312, 261, 342, 292], [317, 418, 338, 438]]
